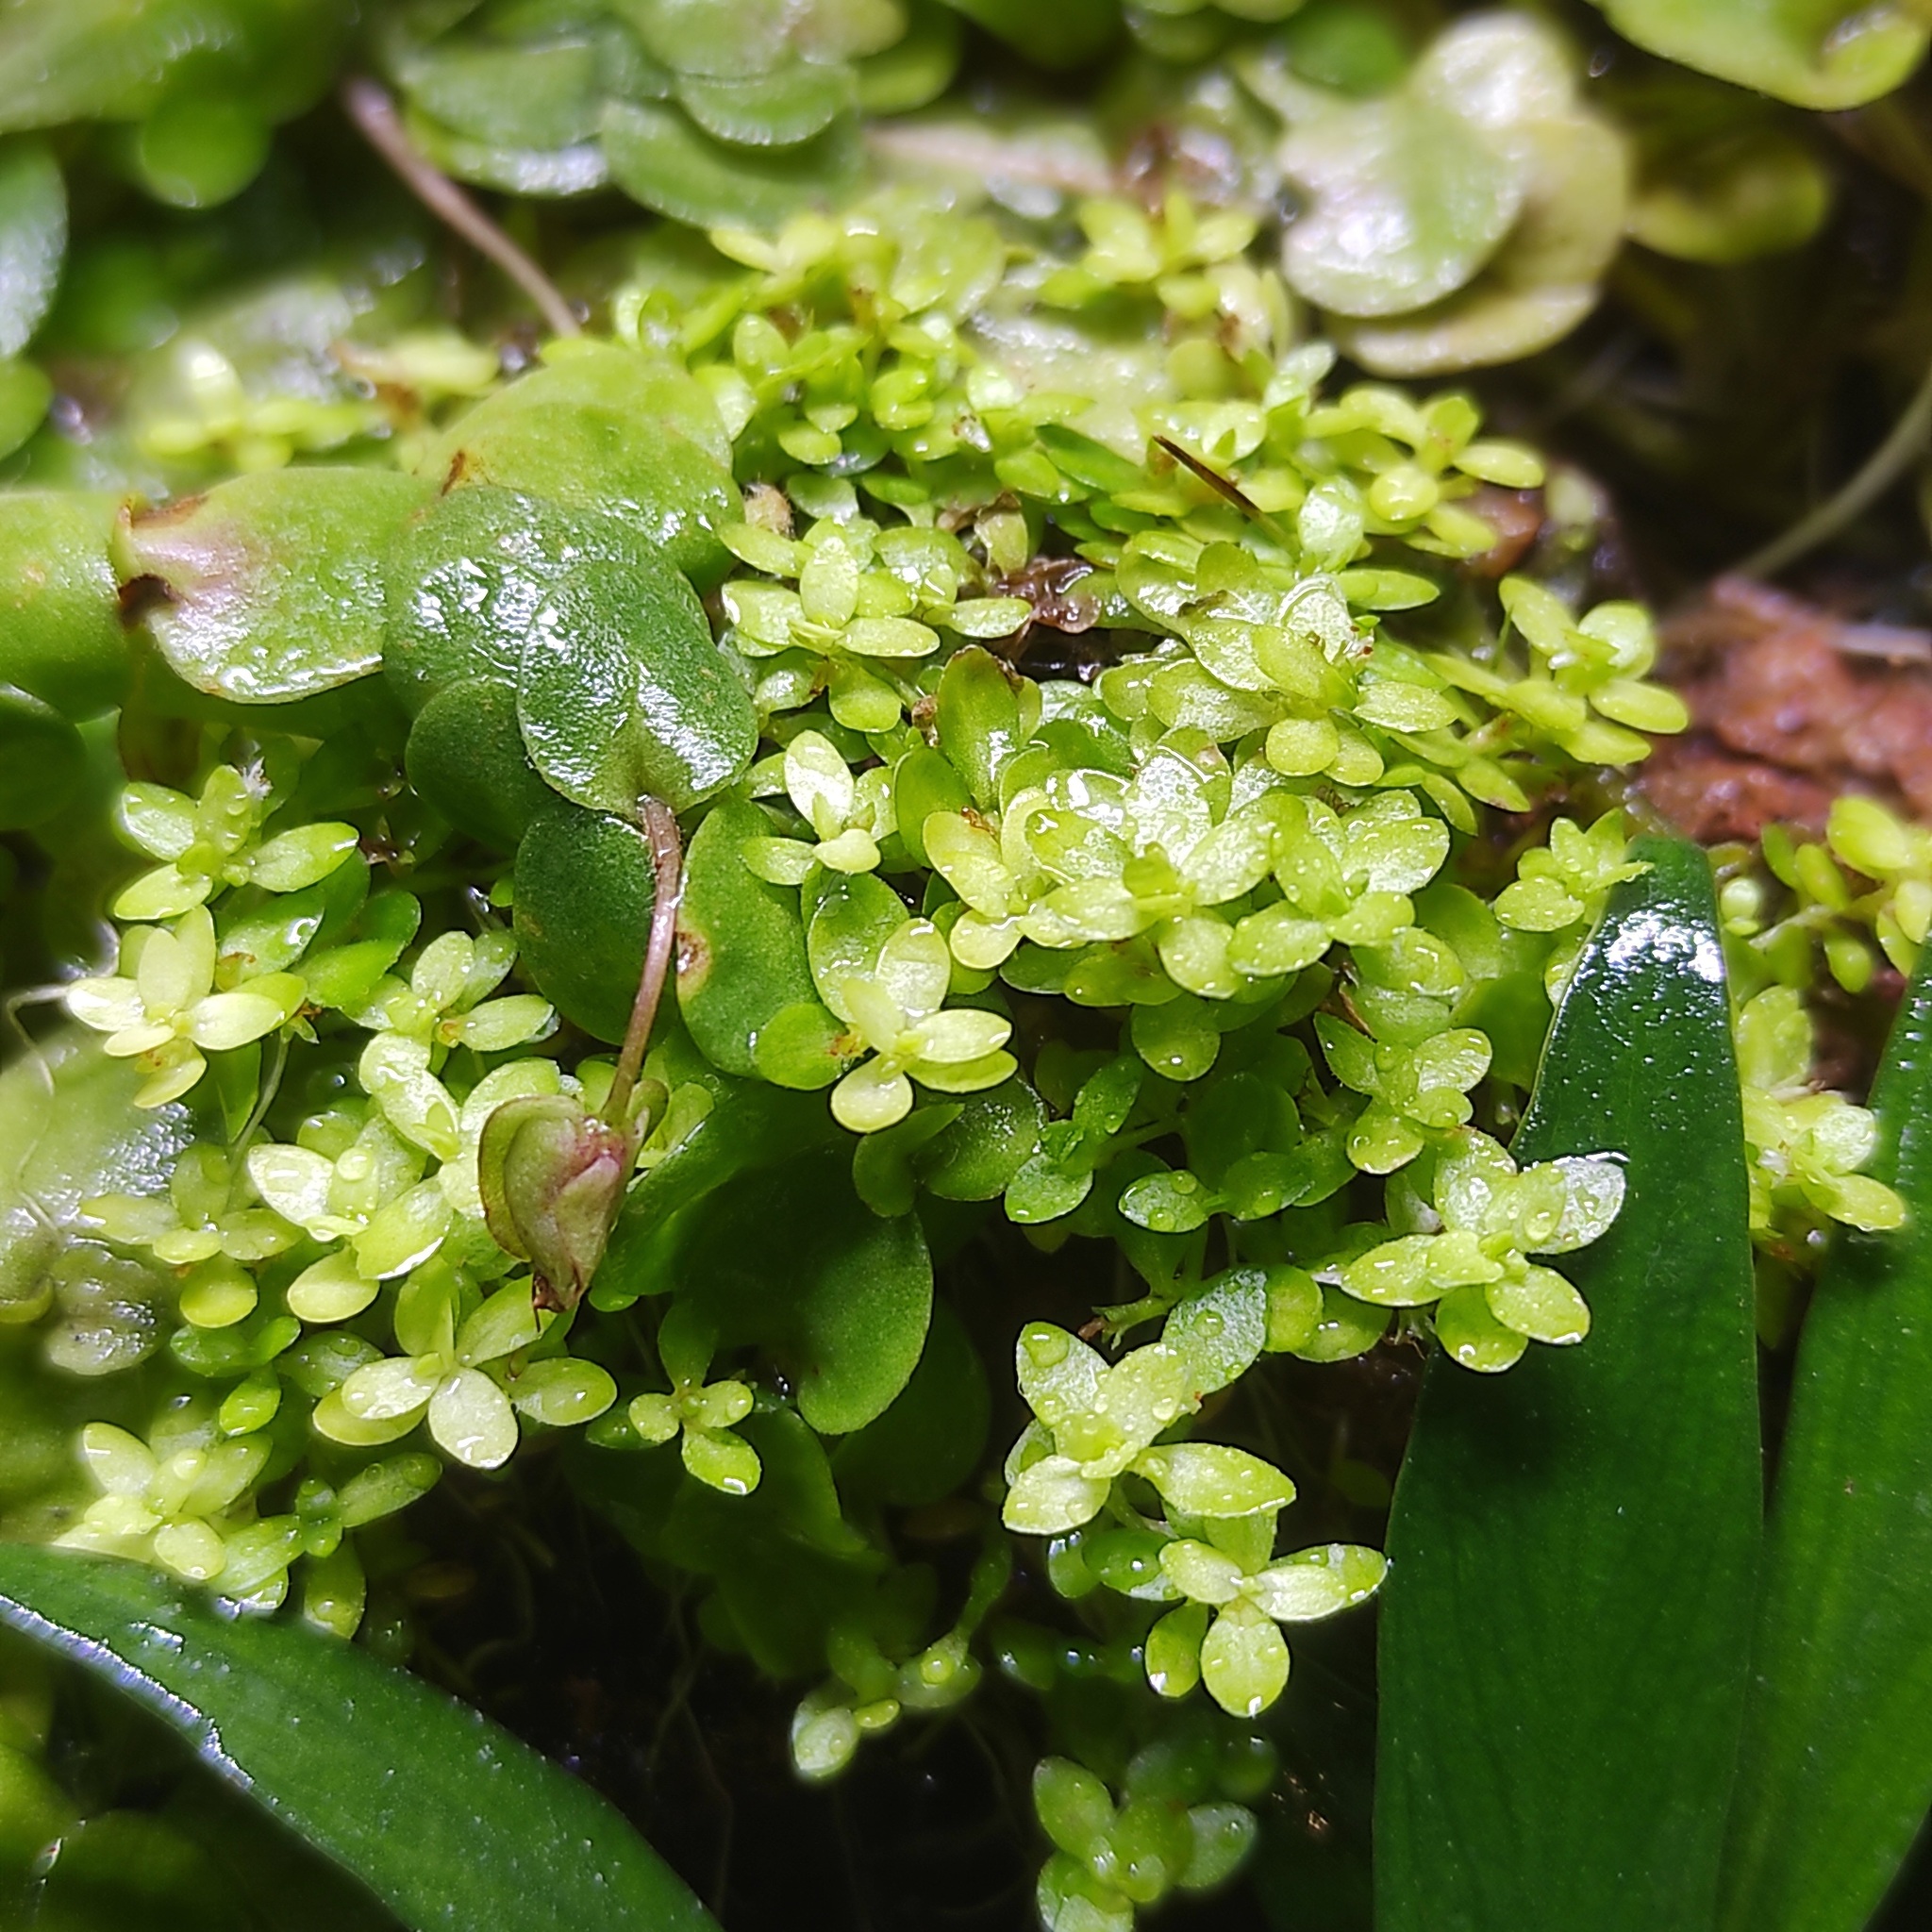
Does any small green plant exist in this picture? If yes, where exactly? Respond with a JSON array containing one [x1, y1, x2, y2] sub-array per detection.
[[3, 6, 1932, 1932]]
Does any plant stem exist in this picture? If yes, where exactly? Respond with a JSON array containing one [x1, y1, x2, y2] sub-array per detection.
[[1738, 346, 1932, 578], [603, 799, 685, 1132], [339, 76, 580, 341]]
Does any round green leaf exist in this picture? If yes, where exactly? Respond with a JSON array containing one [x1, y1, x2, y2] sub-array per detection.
[[117, 469, 432, 704], [0, 682, 84, 827], [405, 675, 552, 852], [675, 60, 857, 147], [0, 491, 123, 718], [676, 797, 821, 1077], [127, 92, 270, 208], [417, 344, 738, 589], [1281, 96, 1524, 319], [516, 548, 755, 817], [673, 1149, 933, 1436], [0, 355, 50, 459], [1595, 0, 1928, 110], [514, 800, 658, 1043], [385, 487, 646, 715], [600, 96, 861, 232]]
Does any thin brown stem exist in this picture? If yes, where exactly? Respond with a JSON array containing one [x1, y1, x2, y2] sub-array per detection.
[[340, 76, 580, 341], [603, 798, 684, 1131]]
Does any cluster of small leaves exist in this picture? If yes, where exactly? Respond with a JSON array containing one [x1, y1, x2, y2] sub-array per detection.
[[39, 761, 653, 1623], [1722, 795, 1932, 998], [4, 44, 1923, 1925], [1032, 1740, 1270, 1932], [380, 0, 954, 224]]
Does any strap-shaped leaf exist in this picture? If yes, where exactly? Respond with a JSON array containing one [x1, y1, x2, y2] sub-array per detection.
[[0, 1546, 718, 1932], [1376, 837, 1761, 1931], [1721, 943, 1932, 1932]]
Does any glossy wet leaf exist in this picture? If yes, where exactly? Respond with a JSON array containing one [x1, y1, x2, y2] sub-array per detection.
[[1594, 0, 1929, 111], [1333, 109, 1628, 377], [0, 1544, 717, 1932], [0, 1028, 196, 1324], [0, 491, 125, 720], [417, 344, 738, 589], [514, 800, 658, 1043], [1281, 95, 1522, 321], [1378, 838, 1761, 1932], [0, 139, 64, 358], [676, 798, 821, 1077], [1720, 942, 1932, 1932], [516, 543, 754, 818], [119, 469, 432, 704], [384, 488, 645, 716]]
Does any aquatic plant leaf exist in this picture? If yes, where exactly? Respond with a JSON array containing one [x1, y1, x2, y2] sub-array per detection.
[[1377, 838, 1761, 1931], [0, 1544, 717, 1932], [1720, 941, 1932, 1932]]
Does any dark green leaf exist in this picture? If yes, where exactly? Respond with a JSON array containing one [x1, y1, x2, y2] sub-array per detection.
[[417, 344, 738, 589], [118, 469, 432, 704], [0, 491, 126, 719], [674, 1149, 932, 1435], [514, 799, 658, 1043], [599, 97, 861, 234], [832, 1300, 990, 1507], [516, 548, 755, 818], [405, 677, 550, 852], [1720, 942, 1932, 1932], [0, 1544, 718, 1932], [1376, 838, 1761, 1932], [936, 0, 1118, 69], [0, 682, 84, 827], [675, 797, 820, 1076]]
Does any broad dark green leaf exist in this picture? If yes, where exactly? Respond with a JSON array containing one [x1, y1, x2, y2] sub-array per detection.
[[405, 677, 550, 852], [119, 469, 432, 704], [671, 1148, 933, 1435], [1376, 838, 1761, 1932], [513, 799, 658, 1043], [675, 797, 820, 1077], [384, 487, 659, 716], [1720, 943, 1932, 1932], [0, 683, 85, 827], [0, 491, 129, 719], [416, 344, 738, 589], [515, 549, 756, 818], [0, 1545, 718, 1932]]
